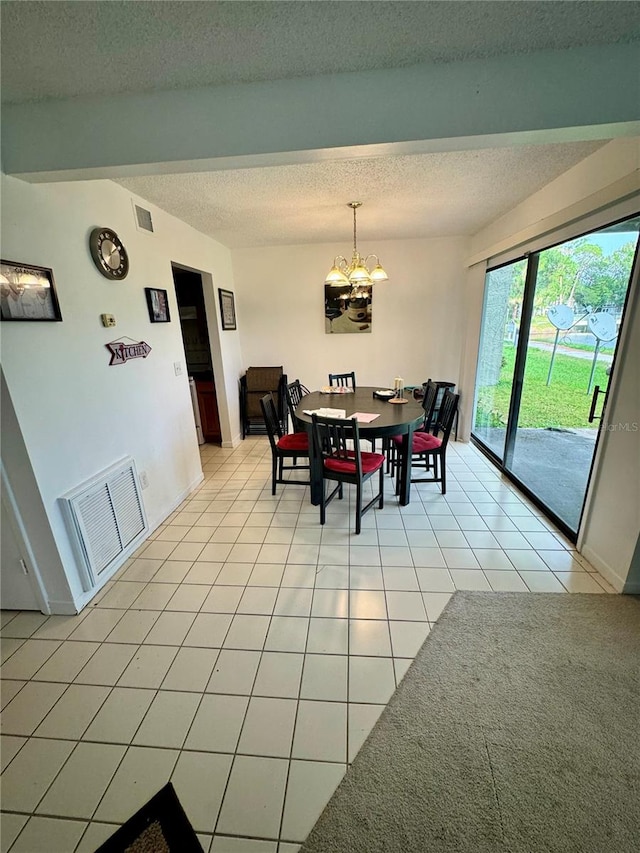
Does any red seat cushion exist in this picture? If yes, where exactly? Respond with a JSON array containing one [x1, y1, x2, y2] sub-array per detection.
[[411, 433, 442, 452], [278, 432, 309, 452], [391, 432, 442, 452], [324, 450, 385, 475], [391, 424, 426, 443]]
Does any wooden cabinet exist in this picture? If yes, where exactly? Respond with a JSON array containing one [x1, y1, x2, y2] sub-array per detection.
[[195, 379, 221, 442]]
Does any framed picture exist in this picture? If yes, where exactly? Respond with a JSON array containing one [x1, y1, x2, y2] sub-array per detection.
[[324, 283, 372, 334], [218, 288, 236, 330], [0, 259, 62, 321], [145, 287, 171, 323]]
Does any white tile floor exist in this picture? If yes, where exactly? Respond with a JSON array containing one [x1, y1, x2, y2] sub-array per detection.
[[0, 438, 614, 852]]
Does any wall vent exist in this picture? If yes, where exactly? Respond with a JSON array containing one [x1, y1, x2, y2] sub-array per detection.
[[60, 457, 147, 592], [134, 203, 154, 233]]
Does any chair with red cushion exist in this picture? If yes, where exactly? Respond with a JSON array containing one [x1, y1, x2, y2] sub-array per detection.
[[260, 393, 310, 495], [387, 380, 439, 474], [392, 388, 459, 495], [285, 379, 310, 432], [328, 371, 381, 452], [311, 413, 385, 534]]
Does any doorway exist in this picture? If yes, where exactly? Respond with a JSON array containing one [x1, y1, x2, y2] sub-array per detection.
[[172, 266, 222, 443], [472, 213, 640, 537], [1, 487, 43, 611]]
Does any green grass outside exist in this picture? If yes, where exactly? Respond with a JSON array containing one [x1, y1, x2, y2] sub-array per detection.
[[475, 346, 610, 429]]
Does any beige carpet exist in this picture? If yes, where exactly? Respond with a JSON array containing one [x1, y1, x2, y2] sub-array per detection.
[[301, 591, 640, 853]]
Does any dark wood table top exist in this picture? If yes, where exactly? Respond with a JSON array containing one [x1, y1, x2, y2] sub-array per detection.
[[295, 387, 425, 436]]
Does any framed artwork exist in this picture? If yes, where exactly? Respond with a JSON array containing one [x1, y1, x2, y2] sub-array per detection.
[[218, 288, 236, 330], [145, 287, 171, 323], [0, 259, 62, 321], [324, 284, 372, 334]]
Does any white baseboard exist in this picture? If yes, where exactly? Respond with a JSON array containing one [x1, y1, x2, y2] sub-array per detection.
[[74, 570, 121, 611], [73, 523, 152, 611], [580, 545, 626, 592], [47, 599, 80, 615], [73, 472, 206, 613], [146, 472, 205, 532], [222, 433, 243, 448]]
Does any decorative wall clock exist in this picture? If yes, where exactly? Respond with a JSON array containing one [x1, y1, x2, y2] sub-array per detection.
[[89, 227, 129, 280]]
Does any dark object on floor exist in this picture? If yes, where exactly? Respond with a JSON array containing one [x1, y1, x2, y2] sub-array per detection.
[[95, 782, 203, 853], [240, 366, 287, 437], [301, 591, 640, 853]]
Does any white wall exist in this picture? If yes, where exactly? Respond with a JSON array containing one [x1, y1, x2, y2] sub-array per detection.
[[581, 260, 640, 593], [457, 262, 488, 441], [232, 237, 469, 394], [0, 175, 243, 612], [1, 370, 70, 612]]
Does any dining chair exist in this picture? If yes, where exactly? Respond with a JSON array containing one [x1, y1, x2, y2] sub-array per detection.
[[285, 379, 310, 432], [425, 379, 458, 440], [327, 370, 379, 449], [259, 393, 310, 495], [387, 380, 439, 475], [394, 388, 460, 495], [328, 371, 356, 389], [311, 413, 385, 534]]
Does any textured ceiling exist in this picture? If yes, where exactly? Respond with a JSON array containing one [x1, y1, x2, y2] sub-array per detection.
[[115, 142, 605, 247], [1, 1, 639, 104], [1, 1, 634, 247]]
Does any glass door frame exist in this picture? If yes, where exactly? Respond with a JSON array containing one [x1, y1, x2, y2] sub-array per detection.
[[471, 211, 640, 542]]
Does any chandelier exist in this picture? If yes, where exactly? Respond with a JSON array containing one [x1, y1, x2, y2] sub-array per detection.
[[325, 202, 388, 290]]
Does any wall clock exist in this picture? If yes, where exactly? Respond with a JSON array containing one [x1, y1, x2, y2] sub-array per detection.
[[89, 227, 129, 280]]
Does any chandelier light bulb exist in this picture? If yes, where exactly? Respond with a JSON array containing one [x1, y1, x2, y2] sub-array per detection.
[[324, 202, 389, 294]]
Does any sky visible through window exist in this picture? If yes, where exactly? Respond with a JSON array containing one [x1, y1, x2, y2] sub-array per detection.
[[592, 232, 637, 253]]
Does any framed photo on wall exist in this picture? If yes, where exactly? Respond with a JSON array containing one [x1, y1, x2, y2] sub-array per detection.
[[0, 259, 62, 321], [145, 287, 171, 323], [218, 288, 236, 330], [324, 283, 372, 334]]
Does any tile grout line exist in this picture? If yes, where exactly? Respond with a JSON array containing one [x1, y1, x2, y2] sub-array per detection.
[[210, 481, 302, 844], [0, 438, 610, 850], [274, 531, 318, 848]]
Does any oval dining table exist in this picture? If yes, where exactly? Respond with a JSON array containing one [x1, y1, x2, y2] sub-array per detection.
[[294, 387, 425, 507]]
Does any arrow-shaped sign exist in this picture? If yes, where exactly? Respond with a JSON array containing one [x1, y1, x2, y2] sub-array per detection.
[[106, 340, 152, 366]]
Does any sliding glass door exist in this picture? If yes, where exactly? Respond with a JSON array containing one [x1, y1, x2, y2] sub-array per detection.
[[473, 259, 526, 460], [472, 214, 640, 536]]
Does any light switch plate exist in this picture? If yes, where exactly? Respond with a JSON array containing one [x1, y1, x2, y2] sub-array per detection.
[[174, 362, 183, 376]]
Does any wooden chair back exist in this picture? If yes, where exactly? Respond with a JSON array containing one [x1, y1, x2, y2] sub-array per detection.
[[328, 371, 356, 389]]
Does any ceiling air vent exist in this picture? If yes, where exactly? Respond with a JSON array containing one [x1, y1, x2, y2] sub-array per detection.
[[134, 204, 154, 233]]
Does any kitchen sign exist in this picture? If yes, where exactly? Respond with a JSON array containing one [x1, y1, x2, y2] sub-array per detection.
[[106, 339, 152, 366]]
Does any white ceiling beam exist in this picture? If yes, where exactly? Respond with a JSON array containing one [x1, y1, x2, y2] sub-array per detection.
[[2, 43, 639, 182]]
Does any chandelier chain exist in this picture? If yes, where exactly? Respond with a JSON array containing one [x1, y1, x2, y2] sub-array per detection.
[[353, 204, 357, 255]]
